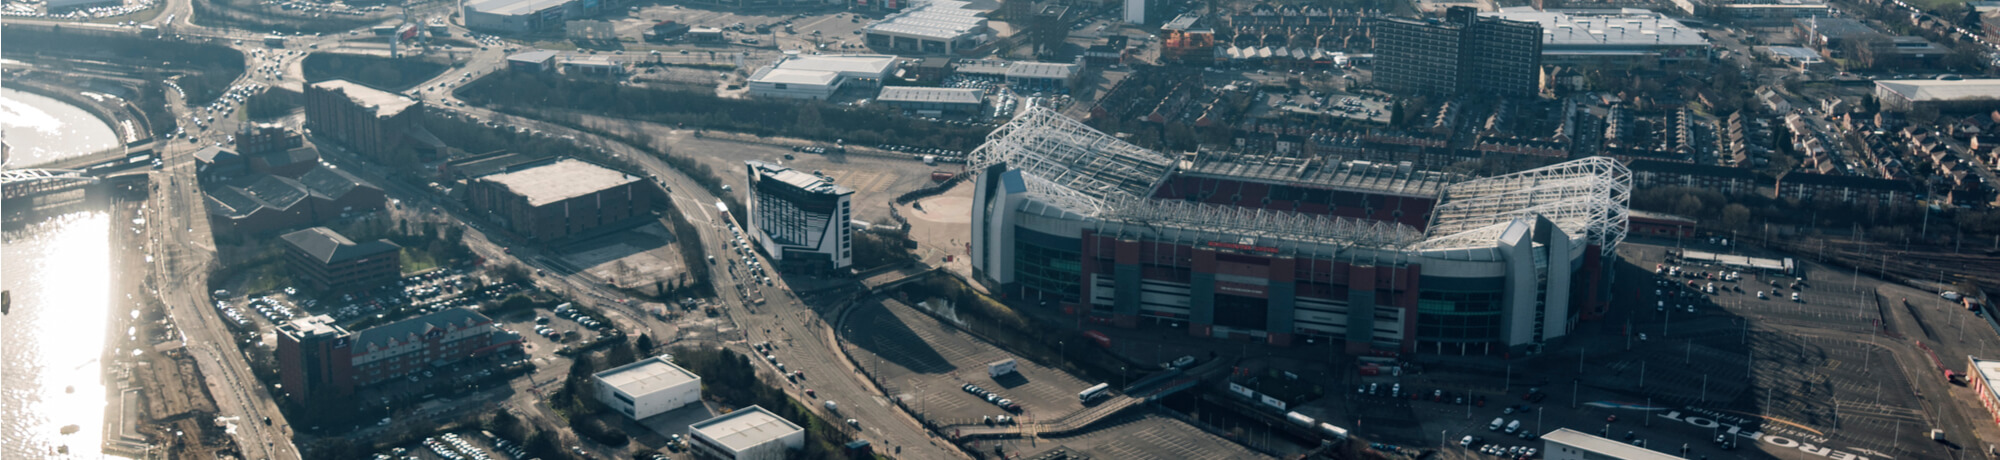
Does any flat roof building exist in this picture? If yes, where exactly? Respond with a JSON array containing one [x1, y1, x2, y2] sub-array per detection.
[[1485, 8, 1709, 68], [687, 405, 805, 460], [746, 55, 897, 100], [746, 160, 854, 271], [1968, 356, 2000, 427], [1875, 79, 2000, 113], [464, 0, 574, 33], [1542, 428, 1681, 459], [280, 227, 401, 292], [1375, 7, 1542, 97], [508, 50, 560, 72], [594, 355, 701, 420], [877, 87, 986, 114], [861, 0, 991, 54], [468, 158, 657, 242], [560, 56, 623, 77]]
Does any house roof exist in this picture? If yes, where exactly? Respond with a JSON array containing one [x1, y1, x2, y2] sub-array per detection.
[[279, 226, 401, 264], [1626, 159, 1764, 180], [1780, 171, 1915, 191]]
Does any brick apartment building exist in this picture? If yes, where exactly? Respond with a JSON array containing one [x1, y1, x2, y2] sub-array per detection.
[[466, 158, 658, 242], [279, 227, 401, 292], [1775, 171, 1919, 207], [304, 80, 428, 164], [1626, 159, 1765, 196], [276, 308, 521, 402]]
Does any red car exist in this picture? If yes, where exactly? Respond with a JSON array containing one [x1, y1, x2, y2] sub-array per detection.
[[805, 389, 816, 398], [1607, 415, 1618, 423]]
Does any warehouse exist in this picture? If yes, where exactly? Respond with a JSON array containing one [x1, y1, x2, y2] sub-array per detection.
[[463, 0, 574, 33], [876, 87, 986, 115], [687, 406, 805, 460], [1875, 79, 2000, 113], [594, 355, 701, 420], [507, 50, 559, 72], [952, 60, 1079, 92], [1541, 428, 1680, 460], [861, 0, 991, 54], [969, 107, 1630, 356], [466, 158, 657, 242], [746, 55, 898, 100], [1485, 7, 1710, 69]]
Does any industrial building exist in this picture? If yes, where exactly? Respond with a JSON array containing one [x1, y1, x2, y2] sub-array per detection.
[[304, 80, 428, 164], [1484, 8, 1710, 69], [276, 308, 521, 402], [594, 355, 701, 420], [1541, 428, 1681, 460], [507, 50, 560, 72], [746, 55, 898, 100], [687, 406, 806, 460], [463, 0, 575, 33], [205, 165, 384, 236], [746, 160, 854, 271], [876, 87, 986, 115], [1373, 7, 1542, 97], [951, 59, 1079, 91], [1875, 79, 2000, 113], [467, 158, 657, 242], [280, 227, 401, 292], [968, 107, 1630, 356], [1968, 356, 2000, 427], [559, 56, 624, 77], [861, 0, 991, 54]]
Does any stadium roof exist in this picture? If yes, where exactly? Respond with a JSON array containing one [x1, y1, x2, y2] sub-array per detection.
[[689, 405, 803, 453], [970, 107, 1629, 253], [465, 0, 570, 16], [877, 87, 985, 105], [1420, 156, 1630, 254], [1543, 428, 1682, 460], [476, 159, 640, 207], [1875, 79, 2000, 103], [280, 227, 401, 264], [310, 80, 418, 119], [862, 0, 989, 41], [1485, 7, 1707, 48], [594, 355, 700, 396]]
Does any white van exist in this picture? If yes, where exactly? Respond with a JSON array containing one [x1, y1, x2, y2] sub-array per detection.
[[1490, 418, 1505, 431], [1505, 420, 1522, 434]]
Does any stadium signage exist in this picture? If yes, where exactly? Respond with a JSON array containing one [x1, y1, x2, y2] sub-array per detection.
[[1207, 241, 1279, 254]]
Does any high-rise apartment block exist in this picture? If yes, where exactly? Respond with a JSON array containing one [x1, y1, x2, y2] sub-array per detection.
[[1375, 7, 1542, 98]]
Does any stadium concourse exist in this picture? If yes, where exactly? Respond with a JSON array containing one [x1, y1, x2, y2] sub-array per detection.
[[965, 106, 1632, 358]]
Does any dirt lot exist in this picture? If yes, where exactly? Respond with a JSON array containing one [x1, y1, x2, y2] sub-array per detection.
[[669, 135, 950, 224], [896, 179, 974, 275], [552, 221, 688, 293]]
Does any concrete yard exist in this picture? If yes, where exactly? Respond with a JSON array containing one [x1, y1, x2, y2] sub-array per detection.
[[975, 412, 1272, 460], [895, 179, 975, 276], [842, 298, 1094, 425], [674, 135, 951, 224], [552, 221, 686, 292]]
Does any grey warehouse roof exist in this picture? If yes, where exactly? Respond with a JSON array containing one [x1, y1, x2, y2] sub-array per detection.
[[1876, 79, 2000, 102], [465, 0, 570, 16], [877, 87, 984, 104], [689, 405, 803, 453], [1486, 7, 1708, 48], [1542, 428, 1682, 460], [595, 355, 699, 396], [476, 159, 640, 207], [862, 0, 988, 41]]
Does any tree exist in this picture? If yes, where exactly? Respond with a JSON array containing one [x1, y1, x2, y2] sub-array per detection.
[[1720, 204, 1752, 230], [1673, 194, 1706, 217], [635, 334, 655, 355]]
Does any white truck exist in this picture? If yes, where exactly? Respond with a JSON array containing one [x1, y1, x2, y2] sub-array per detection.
[[987, 359, 1017, 378]]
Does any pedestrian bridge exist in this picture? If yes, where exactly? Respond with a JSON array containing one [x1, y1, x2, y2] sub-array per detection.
[[2, 169, 99, 200]]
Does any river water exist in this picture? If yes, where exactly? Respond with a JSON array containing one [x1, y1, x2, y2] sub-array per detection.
[[2, 87, 123, 458], [1, 87, 120, 167]]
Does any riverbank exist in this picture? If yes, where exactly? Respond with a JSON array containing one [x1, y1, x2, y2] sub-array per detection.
[[5, 74, 154, 167], [100, 175, 153, 457]]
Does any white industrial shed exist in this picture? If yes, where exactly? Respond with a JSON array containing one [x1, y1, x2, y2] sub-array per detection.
[[687, 405, 805, 460], [593, 355, 701, 420], [862, 0, 991, 54], [747, 55, 898, 100]]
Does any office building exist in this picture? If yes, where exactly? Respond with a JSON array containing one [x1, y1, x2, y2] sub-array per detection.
[[237, 122, 304, 156], [687, 406, 806, 460], [303, 80, 426, 164], [277, 308, 521, 402], [467, 158, 656, 242], [968, 107, 1630, 356], [280, 226, 401, 292], [745, 160, 854, 271], [205, 165, 384, 236], [1374, 7, 1542, 97], [1541, 428, 1681, 460], [746, 55, 898, 100], [594, 355, 701, 420]]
